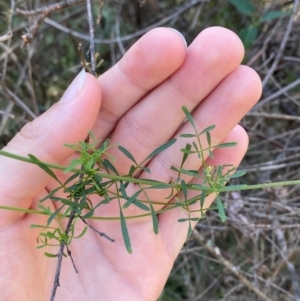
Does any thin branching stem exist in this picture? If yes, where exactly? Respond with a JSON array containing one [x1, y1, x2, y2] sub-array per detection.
[[86, 0, 96, 76]]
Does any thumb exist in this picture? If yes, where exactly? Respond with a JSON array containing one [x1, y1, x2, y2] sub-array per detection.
[[0, 70, 101, 219]]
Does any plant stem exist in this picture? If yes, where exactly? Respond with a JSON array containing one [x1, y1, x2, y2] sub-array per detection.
[[50, 210, 76, 301], [2, 150, 300, 193]]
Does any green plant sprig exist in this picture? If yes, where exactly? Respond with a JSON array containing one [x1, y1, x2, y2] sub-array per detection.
[[2, 106, 300, 255]]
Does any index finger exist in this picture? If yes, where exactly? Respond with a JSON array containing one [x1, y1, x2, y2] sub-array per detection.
[[92, 27, 187, 140]]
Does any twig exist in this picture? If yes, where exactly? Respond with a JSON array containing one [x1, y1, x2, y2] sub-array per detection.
[[192, 229, 273, 301], [246, 112, 300, 122], [50, 3, 104, 298], [17, 0, 85, 45], [66, 245, 78, 273], [2, 0, 15, 83], [50, 210, 78, 301], [21, 15, 46, 45], [77, 42, 91, 72], [269, 220, 300, 301], [115, 0, 126, 56], [79, 216, 115, 242], [16, 0, 85, 16], [0, 31, 13, 42], [253, 77, 300, 110], [43, 0, 207, 45], [0, 85, 36, 119], [262, 0, 300, 86], [96, 0, 105, 25], [0, 109, 15, 118], [86, 0, 96, 76], [27, 47, 40, 116]]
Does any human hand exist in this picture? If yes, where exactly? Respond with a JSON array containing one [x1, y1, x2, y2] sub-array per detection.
[[0, 27, 261, 301]]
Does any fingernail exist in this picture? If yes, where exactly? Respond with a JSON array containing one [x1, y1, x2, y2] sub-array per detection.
[[60, 69, 86, 103], [168, 28, 187, 48]]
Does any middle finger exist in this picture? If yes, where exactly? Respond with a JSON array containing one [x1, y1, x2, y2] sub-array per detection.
[[106, 27, 245, 175]]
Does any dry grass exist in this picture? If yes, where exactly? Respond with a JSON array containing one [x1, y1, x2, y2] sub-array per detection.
[[1, 0, 300, 300]]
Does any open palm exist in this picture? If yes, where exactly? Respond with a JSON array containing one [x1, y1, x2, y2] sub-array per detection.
[[0, 27, 261, 301]]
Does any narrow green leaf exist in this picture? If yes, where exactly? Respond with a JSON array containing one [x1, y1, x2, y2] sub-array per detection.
[[119, 181, 128, 200], [37, 204, 52, 214], [150, 203, 159, 234], [177, 168, 200, 178], [140, 166, 151, 174], [118, 146, 137, 165], [215, 142, 237, 148], [123, 190, 142, 209], [216, 196, 226, 222], [230, 171, 246, 179], [64, 159, 81, 173], [40, 232, 56, 239], [60, 199, 86, 209], [178, 215, 198, 222], [239, 25, 258, 49], [206, 132, 211, 147], [85, 196, 109, 218], [170, 165, 179, 172], [120, 207, 132, 254], [261, 10, 292, 22], [132, 200, 150, 211], [149, 183, 171, 189], [82, 209, 95, 219], [180, 144, 192, 168], [80, 192, 87, 208], [180, 148, 195, 155], [178, 218, 189, 222], [181, 180, 187, 201], [129, 165, 137, 176], [180, 133, 197, 138], [187, 219, 193, 238], [200, 190, 206, 208], [30, 224, 47, 229], [64, 143, 79, 151], [217, 165, 222, 179], [187, 198, 198, 206], [64, 182, 84, 194], [49, 197, 69, 202], [137, 178, 162, 184], [28, 154, 61, 184], [40, 186, 62, 202], [44, 252, 58, 258], [74, 226, 88, 239], [165, 185, 175, 200], [102, 159, 119, 175], [47, 205, 64, 226], [192, 142, 199, 153], [182, 106, 195, 128], [208, 149, 214, 159], [88, 131, 96, 142], [143, 138, 177, 162], [93, 173, 103, 182], [63, 173, 80, 186], [200, 125, 215, 135], [228, 0, 255, 16], [99, 139, 110, 152]]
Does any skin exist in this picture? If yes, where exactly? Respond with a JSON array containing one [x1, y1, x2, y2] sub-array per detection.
[[0, 27, 262, 301]]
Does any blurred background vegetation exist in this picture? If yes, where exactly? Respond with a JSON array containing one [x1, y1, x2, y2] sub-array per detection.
[[1, 0, 300, 300]]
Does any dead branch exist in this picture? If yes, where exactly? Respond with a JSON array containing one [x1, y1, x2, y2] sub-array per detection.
[[193, 229, 273, 301]]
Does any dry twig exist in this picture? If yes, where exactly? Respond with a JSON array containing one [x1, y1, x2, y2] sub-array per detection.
[[192, 229, 273, 301], [262, 0, 300, 86]]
